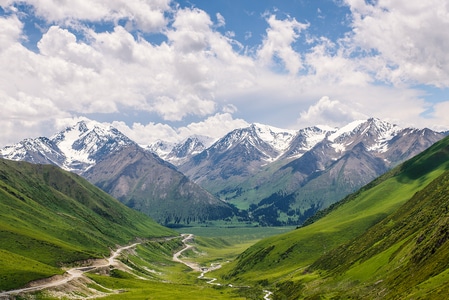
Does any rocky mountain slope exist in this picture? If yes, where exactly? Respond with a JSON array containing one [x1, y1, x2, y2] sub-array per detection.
[[83, 144, 235, 225]]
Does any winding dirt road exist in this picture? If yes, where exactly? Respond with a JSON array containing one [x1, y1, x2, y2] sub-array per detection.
[[173, 234, 273, 300], [172, 234, 202, 271], [0, 243, 140, 298]]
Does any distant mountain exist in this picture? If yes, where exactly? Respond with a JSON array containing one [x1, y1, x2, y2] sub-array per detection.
[[1, 120, 134, 173], [83, 144, 235, 226], [1, 121, 234, 226], [0, 158, 174, 291], [179, 118, 446, 225], [178, 123, 299, 192], [224, 135, 449, 299], [148, 135, 215, 166]]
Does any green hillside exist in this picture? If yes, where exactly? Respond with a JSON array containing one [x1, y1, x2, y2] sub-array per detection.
[[220, 136, 449, 298], [0, 158, 175, 291], [304, 167, 449, 299]]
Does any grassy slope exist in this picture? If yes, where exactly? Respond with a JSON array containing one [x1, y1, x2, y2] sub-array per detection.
[[220, 136, 449, 292], [302, 167, 449, 299], [0, 159, 175, 290]]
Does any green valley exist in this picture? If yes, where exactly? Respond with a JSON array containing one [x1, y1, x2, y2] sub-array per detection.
[[0, 158, 288, 299], [3, 135, 449, 299]]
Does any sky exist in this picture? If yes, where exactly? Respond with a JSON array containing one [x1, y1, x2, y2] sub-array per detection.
[[0, 0, 448, 147]]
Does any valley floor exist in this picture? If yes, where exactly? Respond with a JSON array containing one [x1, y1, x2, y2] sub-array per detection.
[[1, 226, 292, 299]]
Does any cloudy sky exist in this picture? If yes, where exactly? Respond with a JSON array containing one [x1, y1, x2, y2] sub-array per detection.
[[0, 0, 448, 147]]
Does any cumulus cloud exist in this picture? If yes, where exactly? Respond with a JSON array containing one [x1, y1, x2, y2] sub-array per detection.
[[345, 0, 449, 87], [0, 13, 22, 50], [1, 0, 171, 32], [303, 37, 373, 86], [168, 7, 212, 53], [298, 96, 367, 128], [178, 113, 249, 140], [112, 121, 180, 145], [258, 14, 308, 74], [112, 113, 248, 145], [0, 3, 260, 146]]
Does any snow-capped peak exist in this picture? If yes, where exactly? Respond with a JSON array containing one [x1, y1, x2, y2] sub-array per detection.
[[50, 120, 133, 171], [0, 137, 64, 165], [146, 140, 176, 158], [325, 118, 403, 154], [0, 120, 134, 173], [251, 123, 297, 152], [327, 120, 366, 142]]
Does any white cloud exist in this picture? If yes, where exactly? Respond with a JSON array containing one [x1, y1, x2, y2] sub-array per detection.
[[0, 15, 25, 51], [216, 12, 225, 27], [427, 101, 449, 131], [112, 121, 180, 145], [38, 26, 103, 69], [345, 0, 449, 87], [222, 104, 238, 114], [151, 95, 216, 121], [298, 96, 367, 128], [178, 113, 249, 141], [112, 113, 248, 145], [0, 3, 258, 147], [168, 7, 212, 53], [0, 13, 22, 50], [3, 0, 171, 32], [257, 14, 309, 74], [303, 37, 373, 87]]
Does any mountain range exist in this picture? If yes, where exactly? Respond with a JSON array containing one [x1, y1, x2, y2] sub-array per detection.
[[177, 118, 446, 225], [1, 118, 446, 226]]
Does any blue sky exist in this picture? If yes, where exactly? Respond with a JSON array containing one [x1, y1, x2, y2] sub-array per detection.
[[0, 0, 448, 146], [175, 0, 351, 46]]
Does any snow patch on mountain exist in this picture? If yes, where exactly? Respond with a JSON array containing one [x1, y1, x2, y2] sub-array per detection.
[[53, 122, 94, 169], [146, 140, 176, 159], [366, 119, 402, 153], [1, 137, 64, 165], [51, 120, 134, 172], [327, 120, 365, 142], [252, 123, 297, 153], [302, 127, 333, 150], [1, 120, 134, 173]]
